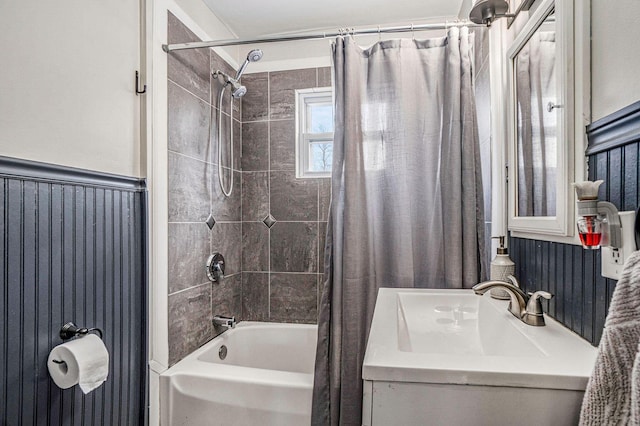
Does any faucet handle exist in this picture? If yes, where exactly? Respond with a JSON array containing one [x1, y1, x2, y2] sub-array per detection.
[[526, 291, 553, 315]]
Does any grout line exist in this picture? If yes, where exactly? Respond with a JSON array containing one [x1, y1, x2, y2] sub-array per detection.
[[168, 281, 210, 297], [242, 271, 322, 275], [168, 78, 212, 107], [267, 70, 271, 320], [242, 117, 292, 124]]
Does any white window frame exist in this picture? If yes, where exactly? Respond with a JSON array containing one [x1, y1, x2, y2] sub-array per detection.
[[295, 87, 334, 178]]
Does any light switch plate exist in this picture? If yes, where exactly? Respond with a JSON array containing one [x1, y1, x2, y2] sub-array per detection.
[[601, 211, 637, 280]]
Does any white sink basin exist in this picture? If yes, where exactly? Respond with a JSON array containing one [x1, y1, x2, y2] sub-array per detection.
[[364, 288, 597, 389], [397, 292, 545, 357], [362, 289, 598, 426]]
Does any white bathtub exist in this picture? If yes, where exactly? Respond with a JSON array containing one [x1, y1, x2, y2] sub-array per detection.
[[160, 322, 318, 426]]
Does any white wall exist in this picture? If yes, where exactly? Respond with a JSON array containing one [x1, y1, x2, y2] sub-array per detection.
[[0, 0, 143, 177], [591, 0, 640, 121]]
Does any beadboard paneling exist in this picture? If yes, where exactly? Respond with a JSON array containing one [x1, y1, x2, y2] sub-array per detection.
[[510, 102, 640, 346], [0, 156, 147, 425]]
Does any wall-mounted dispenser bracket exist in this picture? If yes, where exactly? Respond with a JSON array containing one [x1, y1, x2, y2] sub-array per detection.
[[601, 211, 636, 280], [596, 201, 622, 248]]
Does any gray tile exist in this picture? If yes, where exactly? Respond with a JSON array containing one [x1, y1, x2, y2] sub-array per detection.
[[270, 171, 318, 221], [270, 273, 317, 323], [319, 179, 331, 221], [318, 222, 327, 276], [168, 284, 212, 365], [167, 12, 210, 102], [168, 223, 210, 294], [168, 152, 211, 222], [242, 172, 269, 221], [212, 111, 241, 171], [270, 120, 295, 171], [242, 121, 269, 171], [211, 274, 242, 325], [317, 67, 332, 87], [211, 169, 241, 221], [210, 222, 241, 275], [242, 222, 269, 271], [168, 82, 211, 162], [242, 273, 269, 321], [317, 274, 324, 321], [270, 222, 318, 273], [270, 69, 317, 120], [241, 72, 269, 122]]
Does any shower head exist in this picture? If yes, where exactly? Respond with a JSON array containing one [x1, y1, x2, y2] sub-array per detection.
[[212, 70, 247, 98], [230, 81, 247, 98], [246, 49, 263, 62], [235, 49, 264, 80]]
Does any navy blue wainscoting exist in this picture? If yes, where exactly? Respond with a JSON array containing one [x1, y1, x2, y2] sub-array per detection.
[[510, 101, 640, 346], [0, 156, 147, 425]]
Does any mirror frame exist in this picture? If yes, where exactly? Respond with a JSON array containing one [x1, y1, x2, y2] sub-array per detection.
[[506, 0, 575, 237]]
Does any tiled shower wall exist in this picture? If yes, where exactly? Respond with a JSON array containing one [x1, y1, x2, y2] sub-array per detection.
[[240, 68, 332, 323], [167, 13, 242, 365]]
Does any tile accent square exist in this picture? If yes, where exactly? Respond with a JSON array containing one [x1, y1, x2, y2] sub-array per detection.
[[270, 222, 318, 273], [270, 273, 317, 323], [205, 214, 216, 230], [262, 214, 277, 228]]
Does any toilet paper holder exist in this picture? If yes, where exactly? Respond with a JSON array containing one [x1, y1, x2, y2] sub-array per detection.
[[51, 322, 104, 366], [59, 322, 103, 341]]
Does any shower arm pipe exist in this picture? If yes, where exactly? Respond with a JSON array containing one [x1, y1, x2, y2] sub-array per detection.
[[162, 21, 484, 52]]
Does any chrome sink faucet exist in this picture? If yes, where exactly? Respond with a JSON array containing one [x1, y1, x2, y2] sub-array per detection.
[[472, 275, 553, 326]]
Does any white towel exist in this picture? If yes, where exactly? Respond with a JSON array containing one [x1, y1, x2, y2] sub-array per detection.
[[580, 250, 640, 425]]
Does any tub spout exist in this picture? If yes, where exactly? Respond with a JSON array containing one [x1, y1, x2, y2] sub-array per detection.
[[213, 315, 236, 330]]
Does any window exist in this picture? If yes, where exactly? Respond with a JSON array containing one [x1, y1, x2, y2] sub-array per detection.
[[295, 87, 334, 178]]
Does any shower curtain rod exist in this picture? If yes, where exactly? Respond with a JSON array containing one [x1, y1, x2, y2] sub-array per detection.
[[162, 21, 483, 52]]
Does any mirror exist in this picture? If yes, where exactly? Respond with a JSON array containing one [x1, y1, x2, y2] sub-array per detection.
[[514, 10, 556, 217], [507, 0, 574, 237]]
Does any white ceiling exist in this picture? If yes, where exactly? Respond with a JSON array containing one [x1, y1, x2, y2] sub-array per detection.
[[202, 0, 467, 39]]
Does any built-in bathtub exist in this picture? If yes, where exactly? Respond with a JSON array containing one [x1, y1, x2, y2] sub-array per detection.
[[160, 322, 318, 426]]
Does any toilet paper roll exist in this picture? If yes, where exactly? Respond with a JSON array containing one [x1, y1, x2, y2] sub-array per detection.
[[47, 334, 109, 394]]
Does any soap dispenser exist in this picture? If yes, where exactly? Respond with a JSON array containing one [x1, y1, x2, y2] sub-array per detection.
[[489, 236, 516, 300]]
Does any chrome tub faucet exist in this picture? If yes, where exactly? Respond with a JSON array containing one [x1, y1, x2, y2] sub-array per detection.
[[472, 275, 553, 326], [212, 315, 236, 330]]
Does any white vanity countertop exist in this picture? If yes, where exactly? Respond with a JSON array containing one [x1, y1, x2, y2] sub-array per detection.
[[362, 288, 598, 390]]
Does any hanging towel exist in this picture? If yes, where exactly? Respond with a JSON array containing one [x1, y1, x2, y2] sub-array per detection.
[[580, 250, 640, 425]]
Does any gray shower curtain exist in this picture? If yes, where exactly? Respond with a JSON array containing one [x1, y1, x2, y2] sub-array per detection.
[[312, 28, 485, 426]]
